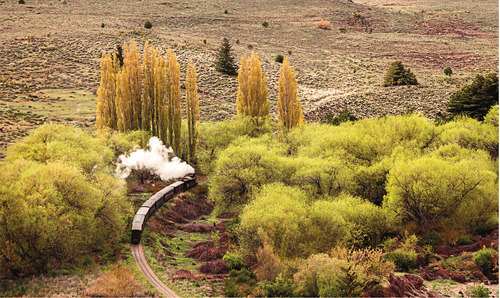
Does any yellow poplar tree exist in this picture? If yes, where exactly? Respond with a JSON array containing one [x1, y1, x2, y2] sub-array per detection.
[[165, 48, 181, 156], [185, 58, 200, 163], [236, 51, 269, 124], [278, 57, 304, 131], [141, 41, 153, 132], [125, 40, 142, 130], [96, 52, 119, 129]]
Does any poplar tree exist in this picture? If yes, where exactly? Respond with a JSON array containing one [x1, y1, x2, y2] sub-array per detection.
[[125, 40, 143, 130], [165, 48, 182, 156], [96, 52, 119, 129], [236, 51, 269, 124], [186, 58, 200, 163], [141, 41, 154, 132], [278, 57, 304, 131]]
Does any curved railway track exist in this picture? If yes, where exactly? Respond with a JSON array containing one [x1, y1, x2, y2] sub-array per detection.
[[130, 178, 209, 297], [131, 243, 181, 297]]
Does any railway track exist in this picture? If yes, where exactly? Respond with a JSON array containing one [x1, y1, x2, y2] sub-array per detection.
[[130, 243, 181, 297], [130, 177, 209, 297]]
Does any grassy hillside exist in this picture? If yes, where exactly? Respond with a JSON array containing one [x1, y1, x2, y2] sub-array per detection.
[[0, 0, 498, 158]]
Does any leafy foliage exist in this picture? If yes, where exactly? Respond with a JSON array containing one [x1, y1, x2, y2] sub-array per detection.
[[383, 61, 418, 87], [144, 20, 152, 29], [223, 252, 246, 270], [447, 73, 498, 121], [0, 124, 131, 275], [215, 37, 237, 75], [278, 57, 304, 131], [275, 54, 284, 63], [383, 249, 417, 272], [236, 51, 269, 122], [473, 246, 496, 274]]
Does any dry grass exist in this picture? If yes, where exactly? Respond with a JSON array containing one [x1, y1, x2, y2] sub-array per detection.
[[0, 0, 497, 152], [315, 20, 333, 30], [85, 263, 148, 297]]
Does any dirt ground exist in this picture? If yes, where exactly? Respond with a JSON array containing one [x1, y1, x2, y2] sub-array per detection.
[[0, 0, 498, 157]]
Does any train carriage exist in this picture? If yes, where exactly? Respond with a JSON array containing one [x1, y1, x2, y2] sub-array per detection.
[[131, 175, 197, 244]]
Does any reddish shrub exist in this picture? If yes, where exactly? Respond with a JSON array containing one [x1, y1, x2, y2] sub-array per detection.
[[180, 223, 215, 234], [373, 273, 438, 297], [186, 244, 220, 262], [198, 259, 229, 275]]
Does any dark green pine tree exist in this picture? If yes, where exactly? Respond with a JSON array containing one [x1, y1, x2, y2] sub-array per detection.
[[447, 73, 498, 121], [215, 37, 237, 75], [383, 61, 418, 87]]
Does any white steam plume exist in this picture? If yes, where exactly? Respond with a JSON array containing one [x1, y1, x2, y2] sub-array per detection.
[[115, 137, 194, 181]]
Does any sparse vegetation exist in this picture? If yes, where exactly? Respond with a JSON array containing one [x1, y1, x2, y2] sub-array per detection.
[[261, 21, 269, 28], [275, 54, 284, 63], [144, 20, 152, 29]]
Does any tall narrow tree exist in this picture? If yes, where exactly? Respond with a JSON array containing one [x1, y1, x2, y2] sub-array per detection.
[[185, 58, 200, 163], [96, 52, 119, 129], [236, 51, 269, 124], [278, 57, 304, 131], [165, 48, 182, 156]]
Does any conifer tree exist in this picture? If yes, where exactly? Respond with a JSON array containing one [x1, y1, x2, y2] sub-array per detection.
[[96, 52, 119, 129], [278, 57, 304, 131], [215, 37, 237, 75], [236, 51, 269, 123], [186, 58, 200, 163]]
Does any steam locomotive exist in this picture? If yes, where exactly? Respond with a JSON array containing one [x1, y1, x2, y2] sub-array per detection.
[[131, 174, 197, 244]]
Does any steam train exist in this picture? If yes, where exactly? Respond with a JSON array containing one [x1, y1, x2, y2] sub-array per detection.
[[131, 174, 197, 244]]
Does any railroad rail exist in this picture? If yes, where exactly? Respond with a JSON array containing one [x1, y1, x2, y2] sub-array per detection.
[[129, 175, 207, 297]]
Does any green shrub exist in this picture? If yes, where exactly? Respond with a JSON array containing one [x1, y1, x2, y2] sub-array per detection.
[[223, 252, 247, 270], [288, 50, 292, 55], [447, 73, 498, 121], [455, 236, 475, 246], [275, 54, 284, 63], [18, 0, 25, 4], [247, 44, 253, 49], [475, 216, 499, 237], [383, 61, 418, 87], [235, 39, 240, 44], [321, 108, 357, 126], [470, 284, 490, 298], [224, 268, 258, 297], [444, 67, 453, 76], [203, 39, 207, 44], [224, 9, 228, 14], [483, 105, 498, 126], [383, 249, 417, 272], [417, 231, 442, 248], [473, 246, 495, 273], [262, 21, 269, 28], [339, 27, 348, 33], [144, 21, 152, 29], [101, 23, 105, 28], [261, 274, 297, 297]]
